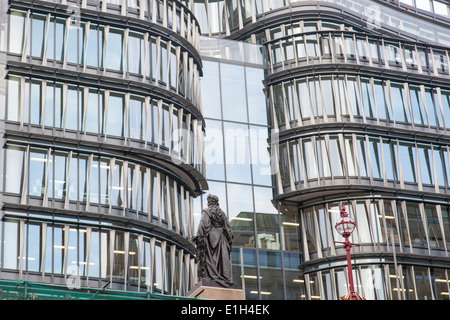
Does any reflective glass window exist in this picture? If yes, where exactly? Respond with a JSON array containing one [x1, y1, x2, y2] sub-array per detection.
[[417, 0, 432, 11], [316, 138, 331, 178], [433, 147, 447, 186], [440, 89, 450, 128], [418, 145, 433, 185], [79, 154, 89, 203], [54, 151, 69, 200], [87, 25, 103, 68], [360, 78, 376, 119], [128, 32, 144, 75], [399, 142, 417, 183], [221, 63, 247, 122], [434, 1, 449, 17], [424, 205, 443, 249], [129, 95, 144, 140], [383, 139, 398, 181], [53, 225, 65, 274], [224, 122, 252, 183], [154, 242, 162, 292], [246, 67, 267, 125], [409, 85, 427, 126], [303, 139, 318, 180], [7, 76, 20, 122], [67, 23, 84, 64], [106, 28, 123, 70], [407, 203, 426, 246], [414, 266, 433, 300], [201, 60, 222, 119], [259, 250, 283, 299], [112, 231, 125, 280], [107, 93, 124, 137], [85, 90, 101, 134], [9, 11, 26, 54], [356, 136, 368, 178], [390, 82, 411, 123], [204, 119, 225, 181], [44, 224, 53, 273], [347, 76, 363, 117], [296, 79, 310, 119], [329, 136, 344, 177], [89, 229, 100, 278], [369, 138, 382, 179], [344, 136, 357, 177], [66, 85, 79, 131], [227, 182, 253, 221], [321, 76, 336, 116], [3, 219, 19, 270], [31, 14, 46, 58], [29, 148, 48, 197], [28, 81, 42, 124]]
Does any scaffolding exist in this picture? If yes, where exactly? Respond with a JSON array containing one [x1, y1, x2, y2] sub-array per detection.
[[0, 280, 197, 300]]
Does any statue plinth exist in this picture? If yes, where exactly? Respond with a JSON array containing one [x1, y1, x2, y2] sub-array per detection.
[[187, 280, 245, 300]]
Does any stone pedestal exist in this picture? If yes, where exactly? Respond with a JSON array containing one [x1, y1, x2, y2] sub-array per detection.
[[188, 281, 245, 300]]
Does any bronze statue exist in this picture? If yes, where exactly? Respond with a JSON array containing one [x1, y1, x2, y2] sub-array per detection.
[[192, 194, 235, 288]]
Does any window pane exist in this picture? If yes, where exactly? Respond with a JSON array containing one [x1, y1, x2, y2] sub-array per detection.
[[29, 148, 48, 197], [246, 67, 267, 125], [3, 220, 19, 269], [224, 122, 252, 183], [31, 14, 46, 58], [9, 11, 26, 54], [7, 77, 20, 122], [129, 96, 144, 140], [204, 119, 225, 181], [29, 80, 42, 125], [4, 145, 25, 194], [26, 223, 41, 272], [399, 143, 417, 183], [201, 60, 221, 119], [106, 29, 123, 70], [66, 86, 79, 131], [86, 90, 100, 134], [107, 93, 124, 137], [221, 63, 247, 122]]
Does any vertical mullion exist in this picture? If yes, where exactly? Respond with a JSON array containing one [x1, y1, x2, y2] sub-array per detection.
[[43, 14, 51, 66], [83, 21, 90, 72], [62, 83, 68, 134], [85, 154, 93, 211], [83, 87, 89, 138], [41, 80, 47, 132], [134, 164, 141, 219], [42, 148, 51, 207], [21, 10, 31, 63], [41, 222, 47, 281], [85, 227, 91, 281], [21, 146, 30, 205], [143, 32, 149, 82]]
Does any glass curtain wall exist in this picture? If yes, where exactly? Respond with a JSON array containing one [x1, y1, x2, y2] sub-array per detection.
[[198, 55, 303, 299]]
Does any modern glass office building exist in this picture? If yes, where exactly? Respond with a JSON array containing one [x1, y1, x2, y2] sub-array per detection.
[[195, 0, 450, 300], [0, 0, 206, 297], [1, 0, 450, 301]]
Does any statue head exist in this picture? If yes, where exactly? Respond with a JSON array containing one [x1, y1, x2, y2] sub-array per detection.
[[207, 194, 219, 207]]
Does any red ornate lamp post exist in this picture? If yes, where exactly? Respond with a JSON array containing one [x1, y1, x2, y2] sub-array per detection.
[[334, 204, 365, 300]]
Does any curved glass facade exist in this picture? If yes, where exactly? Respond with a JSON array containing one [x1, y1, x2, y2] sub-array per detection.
[[0, 0, 205, 296], [2, 0, 450, 301], [191, 0, 450, 300]]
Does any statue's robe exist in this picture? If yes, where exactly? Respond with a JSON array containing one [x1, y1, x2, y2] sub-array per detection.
[[195, 206, 234, 287]]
